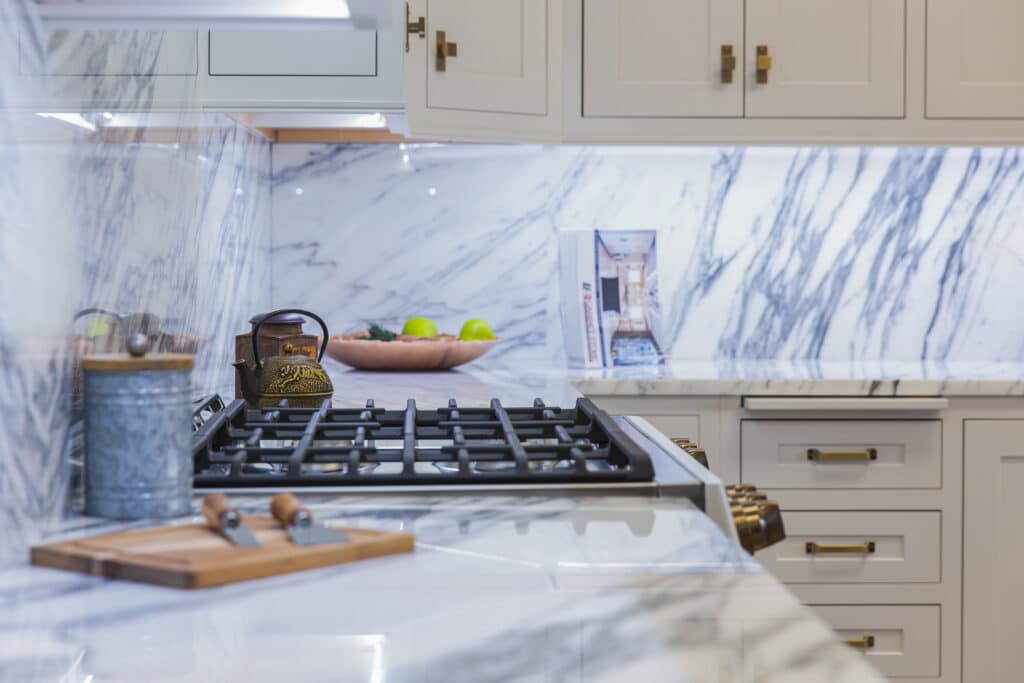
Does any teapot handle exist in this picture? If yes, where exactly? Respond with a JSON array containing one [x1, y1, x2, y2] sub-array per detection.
[[251, 309, 329, 366]]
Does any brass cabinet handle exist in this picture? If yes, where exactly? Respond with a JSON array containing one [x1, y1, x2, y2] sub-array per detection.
[[756, 45, 772, 84], [807, 448, 878, 462], [405, 3, 425, 52], [844, 635, 876, 649], [806, 541, 876, 555], [721, 44, 736, 84], [435, 30, 458, 71]]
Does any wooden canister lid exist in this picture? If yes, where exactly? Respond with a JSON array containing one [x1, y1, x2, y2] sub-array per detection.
[[81, 353, 194, 372]]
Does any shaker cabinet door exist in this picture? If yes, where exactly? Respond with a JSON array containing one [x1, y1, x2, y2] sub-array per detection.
[[927, 0, 1024, 118], [963, 420, 1024, 683], [582, 0, 743, 117], [745, 0, 905, 118], [424, 0, 548, 115]]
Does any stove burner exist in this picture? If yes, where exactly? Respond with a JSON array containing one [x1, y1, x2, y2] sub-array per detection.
[[191, 396, 655, 488]]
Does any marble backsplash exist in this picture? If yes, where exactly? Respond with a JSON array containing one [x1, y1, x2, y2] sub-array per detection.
[[0, 3, 270, 561], [272, 144, 1024, 365]]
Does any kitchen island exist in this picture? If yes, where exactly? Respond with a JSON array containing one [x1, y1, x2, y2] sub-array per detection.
[[2, 495, 883, 683]]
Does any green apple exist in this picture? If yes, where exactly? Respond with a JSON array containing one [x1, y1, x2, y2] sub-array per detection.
[[402, 317, 439, 338], [458, 318, 496, 341]]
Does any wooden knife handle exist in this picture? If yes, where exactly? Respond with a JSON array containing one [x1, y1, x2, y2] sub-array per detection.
[[202, 493, 236, 529], [270, 493, 309, 527]]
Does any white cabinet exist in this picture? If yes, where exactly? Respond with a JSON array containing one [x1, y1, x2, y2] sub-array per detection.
[[18, 29, 200, 110], [812, 605, 941, 678], [758, 511, 941, 584], [423, 0, 548, 115], [200, 0, 404, 110], [403, 0, 562, 140], [208, 32, 377, 76], [22, 30, 199, 76], [927, 0, 1024, 118], [201, 29, 403, 110], [963, 419, 1024, 683], [745, 0, 905, 118], [740, 420, 942, 489], [582, 0, 743, 117]]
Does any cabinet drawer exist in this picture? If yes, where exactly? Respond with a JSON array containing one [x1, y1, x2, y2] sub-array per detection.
[[757, 511, 940, 583], [741, 420, 941, 488], [209, 31, 377, 76], [812, 605, 940, 678]]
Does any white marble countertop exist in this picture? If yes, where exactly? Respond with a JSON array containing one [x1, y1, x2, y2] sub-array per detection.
[[2, 495, 883, 683], [570, 359, 1024, 397], [323, 356, 1024, 404]]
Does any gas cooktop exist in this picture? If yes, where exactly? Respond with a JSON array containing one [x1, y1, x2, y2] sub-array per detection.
[[191, 395, 659, 489]]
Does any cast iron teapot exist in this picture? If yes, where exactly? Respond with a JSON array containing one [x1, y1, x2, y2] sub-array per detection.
[[233, 309, 334, 409]]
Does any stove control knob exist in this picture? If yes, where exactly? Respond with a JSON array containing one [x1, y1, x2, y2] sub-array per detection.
[[726, 485, 786, 554], [670, 438, 709, 469], [686, 448, 709, 468]]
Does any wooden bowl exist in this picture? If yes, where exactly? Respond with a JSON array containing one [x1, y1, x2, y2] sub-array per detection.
[[326, 335, 499, 371]]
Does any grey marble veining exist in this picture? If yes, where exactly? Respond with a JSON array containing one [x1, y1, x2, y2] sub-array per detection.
[[272, 144, 1024, 367], [0, 2, 271, 562], [0, 495, 885, 682]]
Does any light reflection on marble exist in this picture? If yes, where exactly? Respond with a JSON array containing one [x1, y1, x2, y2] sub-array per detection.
[[272, 144, 1024, 367], [0, 496, 885, 682], [0, 1, 271, 563]]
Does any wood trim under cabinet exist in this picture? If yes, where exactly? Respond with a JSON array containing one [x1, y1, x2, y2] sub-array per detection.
[[264, 128, 446, 143]]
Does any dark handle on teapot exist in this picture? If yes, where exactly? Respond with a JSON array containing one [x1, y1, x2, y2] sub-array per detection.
[[251, 309, 329, 367]]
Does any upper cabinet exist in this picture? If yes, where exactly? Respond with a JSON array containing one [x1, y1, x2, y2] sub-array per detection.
[[927, 0, 1024, 118], [745, 0, 904, 118], [18, 0, 405, 112], [402, 0, 563, 141], [425, 0, 548, 115], [583, 0, 743, 118], [200, 27, 403, 110], [17, 29, 201, 110]]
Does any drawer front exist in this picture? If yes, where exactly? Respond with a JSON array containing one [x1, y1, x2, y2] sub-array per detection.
[[757, 511, 940, 583], [741, 420, 941, 489], [812, 605, 940, 678]]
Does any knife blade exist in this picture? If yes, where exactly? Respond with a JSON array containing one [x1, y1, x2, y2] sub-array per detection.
[[202, 493, 261, 547], [270, 493, 349, 546]]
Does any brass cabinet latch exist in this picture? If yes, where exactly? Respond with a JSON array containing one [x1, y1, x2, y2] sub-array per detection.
[[405, 3, 425, 52], [435, 30, 458, 71], [756, 45, 772, 84], [720, 44, 736, 84]]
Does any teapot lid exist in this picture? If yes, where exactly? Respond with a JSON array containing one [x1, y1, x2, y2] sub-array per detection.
[[249, 312, 305, 326]]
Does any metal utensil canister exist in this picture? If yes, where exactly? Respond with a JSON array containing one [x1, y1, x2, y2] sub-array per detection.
[[81, 334, 194, 519]]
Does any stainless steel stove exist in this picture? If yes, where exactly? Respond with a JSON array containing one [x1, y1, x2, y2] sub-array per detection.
[[190, 395, 738, 536]]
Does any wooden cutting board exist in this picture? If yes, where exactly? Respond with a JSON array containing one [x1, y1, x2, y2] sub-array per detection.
[[30, 515, 414, 589]]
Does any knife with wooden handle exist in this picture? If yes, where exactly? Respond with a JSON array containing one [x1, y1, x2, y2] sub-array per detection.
[[270, 493, 349, 546], [202, 493, 261, 547]]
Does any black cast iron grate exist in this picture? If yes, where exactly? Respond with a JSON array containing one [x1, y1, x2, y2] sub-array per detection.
[[191, 395, 655, 487]]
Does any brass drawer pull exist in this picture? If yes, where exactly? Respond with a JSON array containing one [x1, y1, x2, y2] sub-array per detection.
[[806, 541, 876, 555], [844, 634, 876, 649], [807, 448, 878, 462], [721, 44, 736, 84], [435, 30, 458, 72], [756, 45, 772, 84]]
